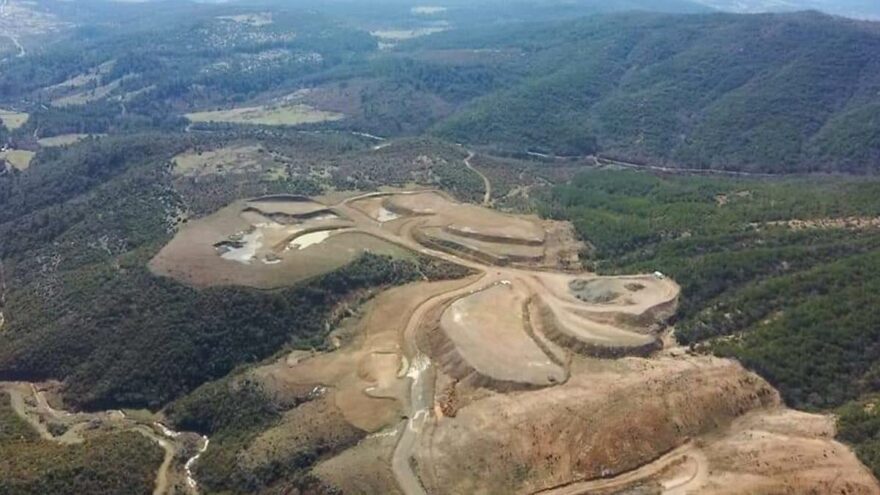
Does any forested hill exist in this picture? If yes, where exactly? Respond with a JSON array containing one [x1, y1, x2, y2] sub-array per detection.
[[3, 5, 879, 174], [432, 11, 880, 173]]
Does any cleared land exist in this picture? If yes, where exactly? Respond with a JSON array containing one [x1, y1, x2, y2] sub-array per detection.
[[149, 196, 412, 288], [216, 12, 273, 26], [43, 60, 115, 93], [1, 149, 35, 170], [351, 191, 571, 268], [250, 278, 476, 434], [185, 103, 344, 126], [51, 76, 130, 107], [245, 196, 330, 216], [172, 144, 272, 177], [415, 355, 879, 495], [436, 282, 566, 387], [0, 108, 28, 130], [386, 191, 545, 244], [411, 6, 447, 15], [37, 134, 98, 147], [371, 28, 448, 41]]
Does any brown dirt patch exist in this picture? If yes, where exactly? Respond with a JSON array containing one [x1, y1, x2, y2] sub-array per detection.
[[413, 357, 780, 495], [430, 282, 565, 388], [149, 199, 411, 289], [386, 192, 545, 245], [312, 423, 403, 495], [249, 277, 478, 432]]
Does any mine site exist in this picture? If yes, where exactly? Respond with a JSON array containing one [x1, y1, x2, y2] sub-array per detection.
[[143, 183, 878, 494], [4, 1, 880, 494]]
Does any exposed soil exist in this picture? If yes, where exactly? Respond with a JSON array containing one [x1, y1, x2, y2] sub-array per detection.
[[431, 282, 566, 387], [149, 197, 411, 288], [147, 186, 880, 495]]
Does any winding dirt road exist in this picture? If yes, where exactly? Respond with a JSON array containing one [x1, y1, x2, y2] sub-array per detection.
[[390, 273, 493, 495], [0, 381, 202, 495], [463, 151, 492, 206], [534, 443, 709, 495], [334, 191, 500, 494]]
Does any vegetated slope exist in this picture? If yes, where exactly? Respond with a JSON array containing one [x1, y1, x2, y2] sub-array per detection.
[[541, 168, 880, 476], [434, 11, 880, 172], [0, 6, 375, 138], [694, 0, 880, 20], [0, 392, 163, 495], [0, 0, 710, 144]]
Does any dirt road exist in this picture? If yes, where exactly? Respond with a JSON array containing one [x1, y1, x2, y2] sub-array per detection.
[[390, 273, 492, 495], [146, 428, 174, 495], [0, 258, 7, 331], [335, 192, 498, 494], [463, 151, 492, 206], [0, 381, 201, 495], [533, 443, 708, 495]]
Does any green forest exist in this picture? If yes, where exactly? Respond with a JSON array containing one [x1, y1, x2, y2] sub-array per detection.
[[3, 8, 879, 173], [432, 12, 880, 171]]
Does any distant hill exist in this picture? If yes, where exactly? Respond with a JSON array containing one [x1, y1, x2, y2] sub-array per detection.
[[6, 4, 880, 174], [432, 11, 880, 173], [693, 1, 880, 20]]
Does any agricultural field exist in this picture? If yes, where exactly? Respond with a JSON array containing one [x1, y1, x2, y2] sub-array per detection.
[[0, 109, 28, 130], [185, 103, 344, 127], [0, 149, 34, 170], [36, 134, 97, 147]]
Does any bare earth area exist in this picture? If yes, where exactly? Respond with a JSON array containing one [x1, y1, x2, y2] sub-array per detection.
[[0, 148, 35, 170], [36, 133, 98, 147], [0, 108, 28, 130], [147, 188, 880, 494], [149, 195, 412, 288], [185, 103, 344, 126]]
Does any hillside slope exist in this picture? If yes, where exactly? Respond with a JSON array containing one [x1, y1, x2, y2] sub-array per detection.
[[433, 11, 880, 172]]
